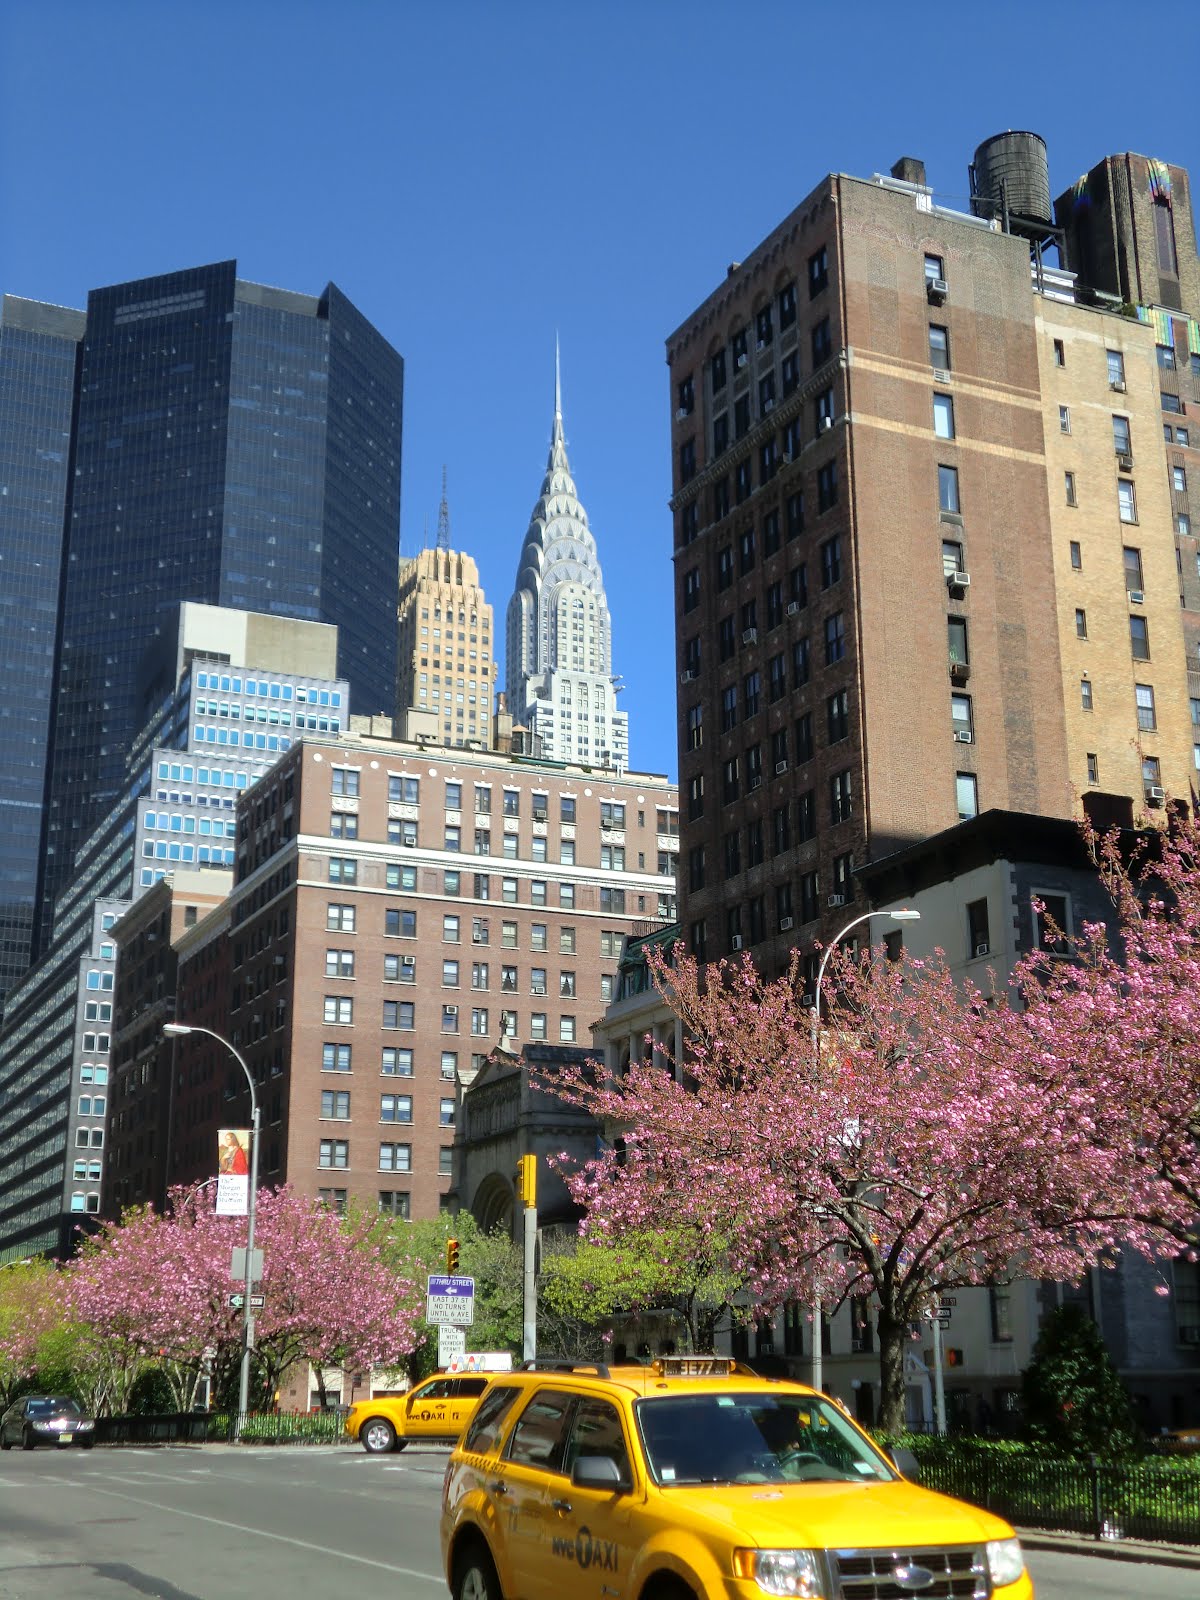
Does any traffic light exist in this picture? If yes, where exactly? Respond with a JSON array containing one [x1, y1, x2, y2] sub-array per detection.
[[446, 1237, 460, 1273], [515, 1153, 537, 1209]]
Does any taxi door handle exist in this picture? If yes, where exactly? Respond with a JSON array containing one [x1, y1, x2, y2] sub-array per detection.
[[550, 1498, 572, 1514], [489, 1480, 508, 1496]]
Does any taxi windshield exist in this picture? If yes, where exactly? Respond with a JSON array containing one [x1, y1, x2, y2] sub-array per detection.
[[634, 1392, 895, 1486]]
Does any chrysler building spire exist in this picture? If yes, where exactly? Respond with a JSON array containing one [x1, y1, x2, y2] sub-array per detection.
[[505, 351, 629, 770]]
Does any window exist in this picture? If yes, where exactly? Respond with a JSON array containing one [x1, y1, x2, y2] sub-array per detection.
[[795, 713, 814, 763], [827, 689, 849, 743], [323, 996, 352, 1025], [1033, 893, 1071, 956], [1087, 752, 1100, 786], [1107, 349, 1125, 386], [1081, 678, 1093, 712], [379, 1191, 411, 1218], [689, 845, 705, 892], [382, 1048, 414, 1076], [331, 768, 360, 798], [379, 1143, 412, 1173], [1112, 415, 1131, 455], [792, 636, 810, 687], [559, 1016, 577, 1043], [443, 914, 461, 943], [325, 949, 354, 979], [326, 903, 355, 932], [683, 567, 700, 612], [385, 907, 417, 938], [1069, 540, 1081, 570], [743, 671, 761, 718], [717, 544, 734, 590], [441, 1051, 458, 1081], [1173, 466, 1188, 494], [1057, 404, 1070, 434], [381, 1095, 413, 1124], [319, 1139, 349, 1170], [830, 770, 853, 824], [711, 348, 727, 394], [1065, 471, 1077, 507], [951, 693, 973, 740], [1052, 337, 1065, 367], [471, 1007, 489, 1036], [1075, 609, 1088, 640], [722, 757, 739, 805], [933, 393, 955, 439], [1123, 546, 1143, 591], [768, 653, 787, 703], [817, 460, 837, 512], [322, 1043, 352, 1073], [938, 464, 960, 514], [808, 245, 828, 297], [1157, 340, 1177, 371], [1130, 615, 1150, 661], [955, 772, 979, 821], [790, 562, 808, 610], [440, 1098, 456, 1127], [1179, 514, 1192, 537], [820, 536, 841, 588], [924, 253, 944, 284], [1118, 480, 1137, 523], [779, 281, 797, 329], [718, 615, 736, 662], [442, 958, 460, 987], [382, 1000, 414, 1030], [824, 612, 845, 664], [929, 324, 950, 370], [330, 812, 358, 840], [967, 898, 990, 957], [739, 527, 756, 574], [811, 315, 831, 365], [329, 857, 357, 884], [786, 490, 805, 541], [1135, 683, 1157, 732]]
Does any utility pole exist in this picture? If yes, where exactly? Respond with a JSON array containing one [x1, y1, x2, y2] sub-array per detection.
[[515, 1154, 537, 1363]]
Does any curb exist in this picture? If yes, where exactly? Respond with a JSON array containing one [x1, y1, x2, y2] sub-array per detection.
[[1018, 1528, 1200, 1570]]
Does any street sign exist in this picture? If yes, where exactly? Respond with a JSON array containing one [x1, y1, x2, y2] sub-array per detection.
[[427, 1274, 475, 1326], [230, 1247, 263, 1283], [228, 1293, 265, 1310], [438, 1325, 467, 1367], [924, 1307, 952, 1326]]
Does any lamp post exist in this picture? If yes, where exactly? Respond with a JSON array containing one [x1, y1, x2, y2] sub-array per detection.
[[163, 1023, 259, 1433], [808, 907, 921, 1397]]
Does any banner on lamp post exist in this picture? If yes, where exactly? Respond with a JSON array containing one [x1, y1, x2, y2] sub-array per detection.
[[215, 1129, 251, 1216]]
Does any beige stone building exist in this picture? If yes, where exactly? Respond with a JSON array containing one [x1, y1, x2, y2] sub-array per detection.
[[396, 547, 496, 748]]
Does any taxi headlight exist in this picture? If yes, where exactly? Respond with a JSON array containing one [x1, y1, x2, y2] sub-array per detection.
[[986, 1537, 1024, 1587], [732, 1548, 824, 1597]]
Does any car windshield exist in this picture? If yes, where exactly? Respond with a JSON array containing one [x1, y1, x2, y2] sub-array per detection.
[[634, 1392, 895, 1486], [28, 1398, 80, 1417]]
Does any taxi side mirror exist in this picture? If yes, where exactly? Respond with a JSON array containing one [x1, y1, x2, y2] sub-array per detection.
[[572, 1455, 631, 1494], [889, 1446, 920, 1480]]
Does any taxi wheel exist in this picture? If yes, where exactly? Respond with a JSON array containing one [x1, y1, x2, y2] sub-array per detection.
[[643, 1580, 698, 1600], [452, 1541, 502, 1600], [361, 1418, 397, 1454]]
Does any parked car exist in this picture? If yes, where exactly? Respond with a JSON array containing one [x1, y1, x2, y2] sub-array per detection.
[[345, 1375, 489, 1454], [0, 1395, 95, 1450]]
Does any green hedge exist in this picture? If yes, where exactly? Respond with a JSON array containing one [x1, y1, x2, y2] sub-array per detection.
[[207, 1411, 350, 1445]]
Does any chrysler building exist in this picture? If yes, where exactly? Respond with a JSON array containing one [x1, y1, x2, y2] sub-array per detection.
[[505, 358, 629, 770]]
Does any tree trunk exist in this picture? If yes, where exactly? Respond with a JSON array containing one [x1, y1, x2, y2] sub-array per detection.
[[876, 1309, 908, 1436], [314, 1366, 330, 1412]]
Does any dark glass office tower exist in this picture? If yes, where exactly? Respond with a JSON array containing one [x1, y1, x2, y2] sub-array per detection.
[[36, 262, 403, 948], [0, 297, 85, 1014]]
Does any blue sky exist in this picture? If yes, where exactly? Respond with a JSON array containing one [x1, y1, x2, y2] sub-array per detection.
[[1, 1, 1194, 779]]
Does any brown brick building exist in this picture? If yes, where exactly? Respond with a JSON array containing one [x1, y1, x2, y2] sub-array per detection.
[[150, 730, 676, 1219], [667, 143, 1200, 978]]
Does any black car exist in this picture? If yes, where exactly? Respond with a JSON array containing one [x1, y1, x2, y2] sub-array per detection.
[[0, 1395, 95, 1450]]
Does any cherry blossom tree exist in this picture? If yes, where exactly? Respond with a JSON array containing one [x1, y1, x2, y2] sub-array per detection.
[[551, 939, 1171, 1433], [67, 1187, 421, 1413]]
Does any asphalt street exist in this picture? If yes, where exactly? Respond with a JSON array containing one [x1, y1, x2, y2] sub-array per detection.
[[0, 1443, 1193, 1599]]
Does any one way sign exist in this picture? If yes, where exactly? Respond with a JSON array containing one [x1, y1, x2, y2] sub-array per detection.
[[426, 1274, 475, 1326]]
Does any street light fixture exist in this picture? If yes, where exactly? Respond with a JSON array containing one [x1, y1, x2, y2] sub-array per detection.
[[807, 907, 921, 1398], [163, 1022, 260, 1434]]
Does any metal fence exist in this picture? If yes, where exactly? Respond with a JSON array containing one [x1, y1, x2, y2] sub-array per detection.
[[92, 1411, 350, 1447], [915, 1450, 1200, 1544]]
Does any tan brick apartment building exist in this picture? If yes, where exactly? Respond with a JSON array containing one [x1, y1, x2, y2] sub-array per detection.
[[147, 731, 677, 1219], [667, 141, 1199, 976], [395, 546, 496, 746]]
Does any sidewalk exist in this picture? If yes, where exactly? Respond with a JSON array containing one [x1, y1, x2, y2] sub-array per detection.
[[1018, 1526, 1200, 1570]]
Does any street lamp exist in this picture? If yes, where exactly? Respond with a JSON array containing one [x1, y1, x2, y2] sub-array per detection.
[[163, 1022, 260, 1433], [807, 907, 921, 1397]]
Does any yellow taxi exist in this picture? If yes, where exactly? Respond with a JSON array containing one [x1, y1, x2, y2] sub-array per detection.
[[345, 1374, 490, 1454], [440, 1357, 1033, 1600]]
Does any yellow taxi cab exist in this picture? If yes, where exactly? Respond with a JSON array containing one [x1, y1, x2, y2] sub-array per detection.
[[345, 1373, 489, 1454], [440, 1357, 1033, 1600]]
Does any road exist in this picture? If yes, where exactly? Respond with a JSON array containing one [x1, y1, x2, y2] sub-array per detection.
[[0, 1443, 1194, 1599]]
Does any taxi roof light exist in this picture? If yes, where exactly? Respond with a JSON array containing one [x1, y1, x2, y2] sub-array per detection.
[[651, 1356, 739, 1378]]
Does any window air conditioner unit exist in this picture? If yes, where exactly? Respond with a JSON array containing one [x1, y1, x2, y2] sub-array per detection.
[[445, 1005, 458, 1016], [1117, 451, 1134, 471], [748, 776, 762, 790], [828, 893, 846, 908], [775, 760, 789, 774], [786, 601, 800, 616], [402, 838, 416, 847], [402, 956, 415, 968], [731, 934, 743, 950], [675, 407, 689, 421], [763, 399, 775, 413], [472, 932, 484, 943], [736, 353, 748, 368], [532, 808, 548, 821], [756, 339, 767, 351], [953, 729, 973, 743], [946, 571, 970, 589], [680, 670, 696, 684], [1146, 785, 1166, 803], [601, 818, 613, 829], [949, 661, 970, 680], [974, 943, 990, 957], [932, 367, 950, 383], [779, 916, 794, 931], [820, 416, 834, 432], [1127, 589, 1144, 605], [742, 628, 758, 643], [1110, 379, 1126, 393], [927, 277, 948, 304]]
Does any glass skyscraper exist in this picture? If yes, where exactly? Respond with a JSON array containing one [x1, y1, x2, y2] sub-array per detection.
[[0, 296, 85, 1013], [32, 262, 403, 950]]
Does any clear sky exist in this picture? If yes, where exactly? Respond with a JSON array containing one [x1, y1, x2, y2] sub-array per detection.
[[2, 1, 1194, 780]]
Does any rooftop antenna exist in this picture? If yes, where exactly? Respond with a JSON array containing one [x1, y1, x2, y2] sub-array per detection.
[[436, 465, 450, 552], [555, 332, 562, 422]]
